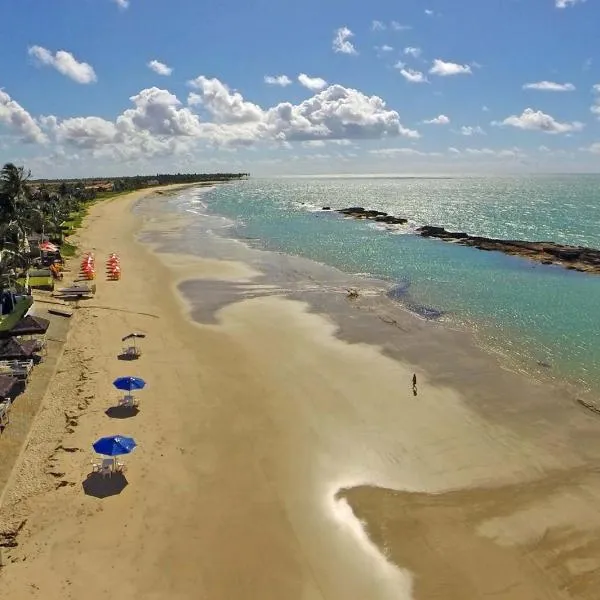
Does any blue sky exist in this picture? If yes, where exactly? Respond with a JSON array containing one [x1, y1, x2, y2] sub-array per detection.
[[0, 0, 599, 177]]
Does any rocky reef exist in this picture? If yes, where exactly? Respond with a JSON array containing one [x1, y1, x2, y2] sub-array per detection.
[[417, 226, 600, 274], [334, 207, 408, 225], [330, 206, 600, 275]]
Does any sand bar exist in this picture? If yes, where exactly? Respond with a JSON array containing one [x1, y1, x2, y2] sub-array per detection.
[[1, 185, 600, 599]]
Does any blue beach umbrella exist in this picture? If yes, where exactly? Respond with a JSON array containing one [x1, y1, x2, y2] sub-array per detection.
[[93, 435, 137, 456], [113, 376, 146, 392]]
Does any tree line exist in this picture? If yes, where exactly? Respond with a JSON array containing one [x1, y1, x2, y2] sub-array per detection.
[[0, 163, 249, 286], [35, 172, 250, 193]]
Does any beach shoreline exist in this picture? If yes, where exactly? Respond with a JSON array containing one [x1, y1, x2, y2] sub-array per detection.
[[1, 185, 600, 598]]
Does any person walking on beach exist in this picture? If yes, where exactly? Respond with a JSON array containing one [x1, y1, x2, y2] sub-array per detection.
[[412, 373, 418, 396]]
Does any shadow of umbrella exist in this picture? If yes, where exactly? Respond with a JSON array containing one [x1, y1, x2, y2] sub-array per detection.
[[117, 353, 138, 361], [105, 405, 140, 419], [82, 472, 128, 498]]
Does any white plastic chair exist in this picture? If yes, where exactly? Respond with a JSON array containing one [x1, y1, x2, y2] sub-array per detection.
[[101, 458, 114, 478], [123, 346, 141, 358]]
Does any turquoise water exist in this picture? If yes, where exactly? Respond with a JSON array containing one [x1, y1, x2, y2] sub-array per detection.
[[181, 176, 600, 390]]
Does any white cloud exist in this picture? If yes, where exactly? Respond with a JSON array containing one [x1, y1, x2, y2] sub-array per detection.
[[43, 115, 119, 149], [425, 9, 434, 15], [404, 47, 421, 58], [119, 88, 205, 136], [0, 89, 47, 143], [523, 81, 575, 92], [447, 147, 524, 159], [398, 68, 428, 83], [5, 75, 420, 167], [586, 143, 600, 154], [375, 45, 394, 53], [482, 105, 490, 112], [429, 59, 472, 76], [333, 27, 357, 55], [464, 147, 523, 158], [424, 114, 450, 125], [113, 0, 129, 7], [370, 148, 439, 157], [28, 45, 97, 84], [555, 0, 584, 8], [460, 125, 485, 136], [264, 75, 292, 87], [497, 108, 583, 134], [148, 60, 172, 76], [41, 88, 203, 160], [187, 77, 419, 144], [591, 84, 600, 118], [298, 74, 328, 91], [373, 20, 411, 31], [188, 77, 263, 124]]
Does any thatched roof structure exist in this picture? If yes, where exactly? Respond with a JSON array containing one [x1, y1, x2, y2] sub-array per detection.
[[0, 338, 36, 359], [0, 374, 18, 398], [1, 315, 50, 338]]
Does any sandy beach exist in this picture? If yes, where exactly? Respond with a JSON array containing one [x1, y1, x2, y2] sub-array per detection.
[[1, 185, 600, 599]]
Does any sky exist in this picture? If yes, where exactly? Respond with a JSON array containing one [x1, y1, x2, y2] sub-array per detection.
[[1, 0, 600, 177]]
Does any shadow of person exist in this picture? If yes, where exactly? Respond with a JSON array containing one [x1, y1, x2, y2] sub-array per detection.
[[117, 353, 139, 361], [413, 384, 418, 397], [105, 405, 140, 419], [82, 471, 128, 498]]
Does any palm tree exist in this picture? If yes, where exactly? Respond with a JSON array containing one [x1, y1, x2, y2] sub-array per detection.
[[0, 163, 30, 219], [0, 248, 27, 289], [0, 163, 31, 253]]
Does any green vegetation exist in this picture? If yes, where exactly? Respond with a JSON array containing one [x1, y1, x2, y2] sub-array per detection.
[[0, 163, 248, 290]]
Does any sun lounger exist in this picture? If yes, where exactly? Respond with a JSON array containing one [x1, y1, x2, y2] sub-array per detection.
[[48, 308, 73, 318], [0, 359, 33, 381], [54, 283, 96, 299]]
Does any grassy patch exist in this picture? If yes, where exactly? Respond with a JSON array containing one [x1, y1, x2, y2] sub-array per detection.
[[60, 242, 77, 257]]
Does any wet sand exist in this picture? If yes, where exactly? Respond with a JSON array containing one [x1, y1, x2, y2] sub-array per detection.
[[1, 186, 600, 599]]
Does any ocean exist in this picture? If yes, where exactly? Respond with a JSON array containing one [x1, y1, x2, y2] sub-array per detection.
[[172, 176, 600, 393]]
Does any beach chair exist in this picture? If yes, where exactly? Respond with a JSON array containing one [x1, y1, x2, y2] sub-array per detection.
[[0, 359, 33, 381], [115, 461, 127, 473], [119, 394, 138, 408], [90, 458, 102, 473], [122, 345, 141, 359], [100, 458, 114, 478]]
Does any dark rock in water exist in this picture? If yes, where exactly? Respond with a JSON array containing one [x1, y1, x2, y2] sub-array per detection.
[[334, 210, 600, 276], [418, 225, 448, 237], [387, 281, 411, 300], [407, 303, 444, 319], [416, 226, 600, 275], [337, 207, 408, 225], [338, 207, 366, 214], [374, 215, 408, 225], [322, 207, 331, 210]]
